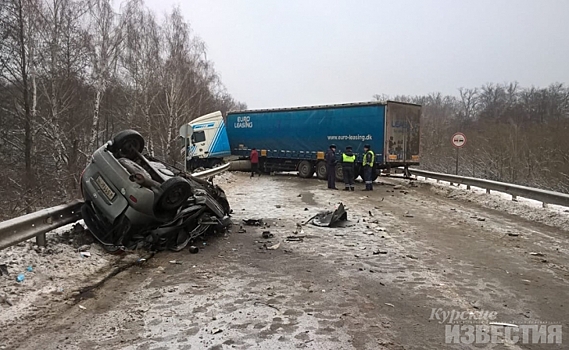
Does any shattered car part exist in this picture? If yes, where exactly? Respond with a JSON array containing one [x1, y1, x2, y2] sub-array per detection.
[[243, 219, 263, 226], [80, 129, 231, 252], [311, 203, 348, 227]]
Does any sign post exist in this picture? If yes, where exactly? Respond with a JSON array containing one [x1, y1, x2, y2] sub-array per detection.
[[451, 132, 466, 175]]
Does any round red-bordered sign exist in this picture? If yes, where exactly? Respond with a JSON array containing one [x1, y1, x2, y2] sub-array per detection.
[[451, 132, 466, 148]]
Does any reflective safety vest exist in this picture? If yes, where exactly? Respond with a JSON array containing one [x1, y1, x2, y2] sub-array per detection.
[[342, 153, 356, 163], [363, 150, 375, 166]]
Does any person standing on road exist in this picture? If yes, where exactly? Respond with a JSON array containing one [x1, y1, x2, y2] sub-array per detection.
[[250, 148, 261, 177], [362, 144, 375, 191], [325, 144, 338, 189], [341, 146, 356, 191]]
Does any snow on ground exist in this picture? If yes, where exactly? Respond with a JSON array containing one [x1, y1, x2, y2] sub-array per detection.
[[413, 175, 569, 231], [0, 224, 128, 326], [0, 171, 235, 327]]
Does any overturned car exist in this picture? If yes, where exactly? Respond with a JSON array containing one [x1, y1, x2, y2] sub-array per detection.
[[80, 130, 231, 252]]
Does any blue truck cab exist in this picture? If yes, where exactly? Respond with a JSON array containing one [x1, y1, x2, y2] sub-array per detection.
[[181, 101, 421, 181]]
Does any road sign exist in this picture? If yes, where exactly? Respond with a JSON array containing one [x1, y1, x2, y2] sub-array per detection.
[[451, 132, 466, 148]]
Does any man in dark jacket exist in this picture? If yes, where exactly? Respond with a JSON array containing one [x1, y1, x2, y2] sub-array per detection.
[[250, 148, 260, 177], [325, 144, 337, 189], [341, 146, 356, 191]]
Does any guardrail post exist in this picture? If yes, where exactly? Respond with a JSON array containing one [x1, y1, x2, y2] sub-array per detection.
[[486, 189, 490, 194], [36, 233, 47, 247], [542, 202, 548, 208], [512, 195, 517, 201], [466, 185, 471, 190]]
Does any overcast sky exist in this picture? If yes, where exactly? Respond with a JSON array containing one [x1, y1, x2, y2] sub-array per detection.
[[144, 0, 569, 109]]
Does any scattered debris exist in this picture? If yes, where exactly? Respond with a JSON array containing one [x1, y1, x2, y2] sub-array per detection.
[[404, 212, 414, 218], [267, 242, 281, 250], [212, 328, 223, 335], [169, 260, 182, 265], [369, 211, 374, 217], [477, 218, 486, 222], [384, 303, 395, 308], [78, 305, 87, 310], [254, 301, 280, 312], [529, 252, 545, 257], [16, 274, 25, 282], [373, 250, 388, 255], [393, 185, 402, 190], [507, 232, 520, 237], [262, 231, 274, 239], [406, 254, 418, 260], [275, 205, 282, 208], [243, 219, 263, 226], [189, 246, 199, 254], [80, 252, 91, 258], [297, 194, 302, 197], [0, 264, 8, 276], [286, 236, 304, 242], [310, 203, 348, 227]]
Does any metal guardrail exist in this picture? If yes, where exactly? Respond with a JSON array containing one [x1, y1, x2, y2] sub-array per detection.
[[0, 163, 231, 250], [0, 200, 84, 250], [192, 162, 231, 179], [410, 168, 569, 208]]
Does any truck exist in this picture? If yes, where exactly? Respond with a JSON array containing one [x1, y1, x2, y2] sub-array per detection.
[[179, 101, 421, 181]]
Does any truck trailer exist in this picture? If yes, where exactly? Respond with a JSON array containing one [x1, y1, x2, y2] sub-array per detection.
[[180, 101, 421, 181]]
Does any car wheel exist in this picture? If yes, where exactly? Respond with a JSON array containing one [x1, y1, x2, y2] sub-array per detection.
[[298, 161, 314, 178], [316, 161, 327, 180], [155, 177, 192, 212], [110, 129, 145, 159]]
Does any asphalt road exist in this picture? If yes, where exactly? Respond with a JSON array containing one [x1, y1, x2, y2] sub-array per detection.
[[2, 172, 568, 350]]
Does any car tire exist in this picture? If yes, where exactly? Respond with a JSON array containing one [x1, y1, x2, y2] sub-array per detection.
[[316, 161, 327, 180], [155, 177, 192, 212], [298, 161, 314, 178], [110, 129, 145, 159]]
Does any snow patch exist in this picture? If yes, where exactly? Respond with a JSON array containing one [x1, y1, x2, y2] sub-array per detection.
[[420, 177, 569, 231]]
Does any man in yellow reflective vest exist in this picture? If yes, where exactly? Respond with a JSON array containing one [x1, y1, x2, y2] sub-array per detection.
[[341, 146, 356, 191], [362, 144, 375, 191]]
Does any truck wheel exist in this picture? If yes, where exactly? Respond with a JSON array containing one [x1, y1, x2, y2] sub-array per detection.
[[335, 164, 344, 182], [354, 165, 362, 181], [316, 161, 327, 180], [371, 168, 380, 181], [110, 130, 145, 159], [298, 161, 314, 178], [155, 178, 192, 213]]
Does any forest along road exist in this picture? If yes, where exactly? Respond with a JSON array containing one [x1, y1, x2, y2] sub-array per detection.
[[4, 172, 569, 350]]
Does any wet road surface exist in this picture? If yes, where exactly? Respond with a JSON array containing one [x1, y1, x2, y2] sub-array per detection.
[[2, 172, 569, 349]]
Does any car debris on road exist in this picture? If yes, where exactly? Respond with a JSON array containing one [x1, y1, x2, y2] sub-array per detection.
[[307, 203, 348, 227]]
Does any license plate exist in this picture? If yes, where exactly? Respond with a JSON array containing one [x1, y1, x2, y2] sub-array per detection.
[[95, 175, 116, 201]]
